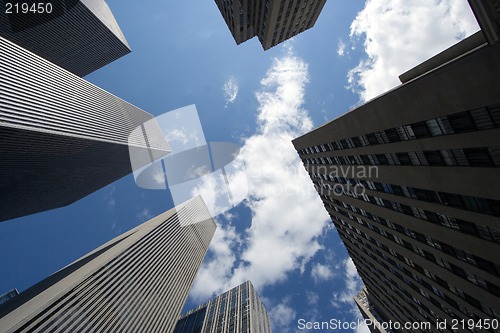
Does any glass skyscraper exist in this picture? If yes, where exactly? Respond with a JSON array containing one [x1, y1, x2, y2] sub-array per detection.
[[174, 281, 272, 333]]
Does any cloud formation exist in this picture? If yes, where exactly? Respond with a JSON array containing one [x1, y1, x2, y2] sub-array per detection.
[[223, 76, 239, 107], [190, 47, 329, 300], [347, 0, 479, 101], [268, 300, 297, 332], [337, 39, 346, 57], [311, 263, 334, 283]]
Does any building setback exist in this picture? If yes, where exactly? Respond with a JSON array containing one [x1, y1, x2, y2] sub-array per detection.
[[293, 16, 500, 333], [0, 0, 131, 77], [0, 196, 217, 333], [0, 35, 170, 222], [173, 281, 272, 333], [354, 287, 389, 333], [214, 0, 326, 50]]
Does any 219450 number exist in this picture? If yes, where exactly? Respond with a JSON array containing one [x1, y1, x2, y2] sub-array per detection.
[[5, 2, 53, 14]]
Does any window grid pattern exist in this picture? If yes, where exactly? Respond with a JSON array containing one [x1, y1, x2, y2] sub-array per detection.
[[331, 213, 500, 328], [298, 104, 500, 156]]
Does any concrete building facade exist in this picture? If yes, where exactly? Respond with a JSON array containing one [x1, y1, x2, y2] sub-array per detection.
[[293, 19, 500, 333], [0, 196, 217, 333], [0, 0, 131, 76], [173, 281, 271, 333], [214, 0, 326, 50]]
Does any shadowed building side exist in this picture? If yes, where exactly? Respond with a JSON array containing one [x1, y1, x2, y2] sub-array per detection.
[[0, 196, 217, 333], [214, 0, 326, 50], [293, 21, 500, 333], [0, 0, 130, 77], [0, 36, 170, 222]]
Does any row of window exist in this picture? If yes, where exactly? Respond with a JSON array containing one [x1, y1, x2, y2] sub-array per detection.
[[333, 214, 499, 324], [298, 103, 500, 156], [355, 245, 490, 332], [317, 177, 500, 245], [272, 0, 316, 46], [339, 224, 469, 329], [312, 172, 500, 217], [305, 146, 500, 168], [325, 197, 500, 295]]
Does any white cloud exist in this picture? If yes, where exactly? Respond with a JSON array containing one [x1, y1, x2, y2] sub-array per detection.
[[268, 300, 297, 332], [105, 185, 116, 209], [306, 291, 319, 306], [311, 263, 334, 283], [190, 47, 329, 299], [337, 39, 346, 57], [189, 221, 241, 303], [347, 0, 479, 101], [137, 208, 153, 221], [223, 76, 239, 107]]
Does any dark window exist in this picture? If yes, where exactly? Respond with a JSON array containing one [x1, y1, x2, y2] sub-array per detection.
[[448, 111, 476, 133], [396, 153, 412, 166], [438, 192, 464, 208], [464, 293, 481, 309], [464, 148, 494, 167], [376, 154, 389, 165], [384, 128, 401, 142], [475, 257, 498, 275], [414, 188, 439, 203], [424, 211, 440, 224], [470, 108, 495, 130], [366, 133, 378, 145], [489, 200, 500, 216], [424, 151, 445, 166], [400, 204, 413, 216], [411, 121, 431, 138], [351, 136, 362, 147], [435, 276, 448, 289], [449, 263, 467, 278], [486, 281, 500, 297], [488, 104, 500, 127]]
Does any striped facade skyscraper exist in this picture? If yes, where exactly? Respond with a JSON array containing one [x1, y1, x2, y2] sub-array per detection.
[[293, 4, 500, 332], [0, 0, 131, 77], [174, 281, 272, 333], [0, 31, 170, 222], [214, 0, 326, 50], [0, 196, 217, 333]]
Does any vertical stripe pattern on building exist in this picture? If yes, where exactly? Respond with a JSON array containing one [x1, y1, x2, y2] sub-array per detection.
[[174, 281, 272, 333], [0, 196, 217, 333]]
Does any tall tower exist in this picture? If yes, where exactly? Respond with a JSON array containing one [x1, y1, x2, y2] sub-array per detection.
[[0, 34, 170, 222], [0, 0, 131, 76], [174, 281, 272, 333], [0, 196, 217, 333], [293, 11, 500, 332], [214, 0, 326, 50]]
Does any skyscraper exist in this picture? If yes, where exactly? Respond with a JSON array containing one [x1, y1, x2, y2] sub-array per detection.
[[0, 196, 217, 333], [0, 0, 131, 76], [354, 287, 389, 333], [0, 35, 170, 222], [214, 0, 326, 50], [173, 281, 272, 333], [293, 9, 500, 332]]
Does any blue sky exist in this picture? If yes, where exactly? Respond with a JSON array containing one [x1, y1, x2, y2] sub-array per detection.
[[0, 1, 480, 332]]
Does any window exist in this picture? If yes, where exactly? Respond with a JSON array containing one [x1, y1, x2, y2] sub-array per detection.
[[448, 111, 476, 133], [424, 151, 445, 166], [411, 121, 431, 138], [464, 148, 494, 167]]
